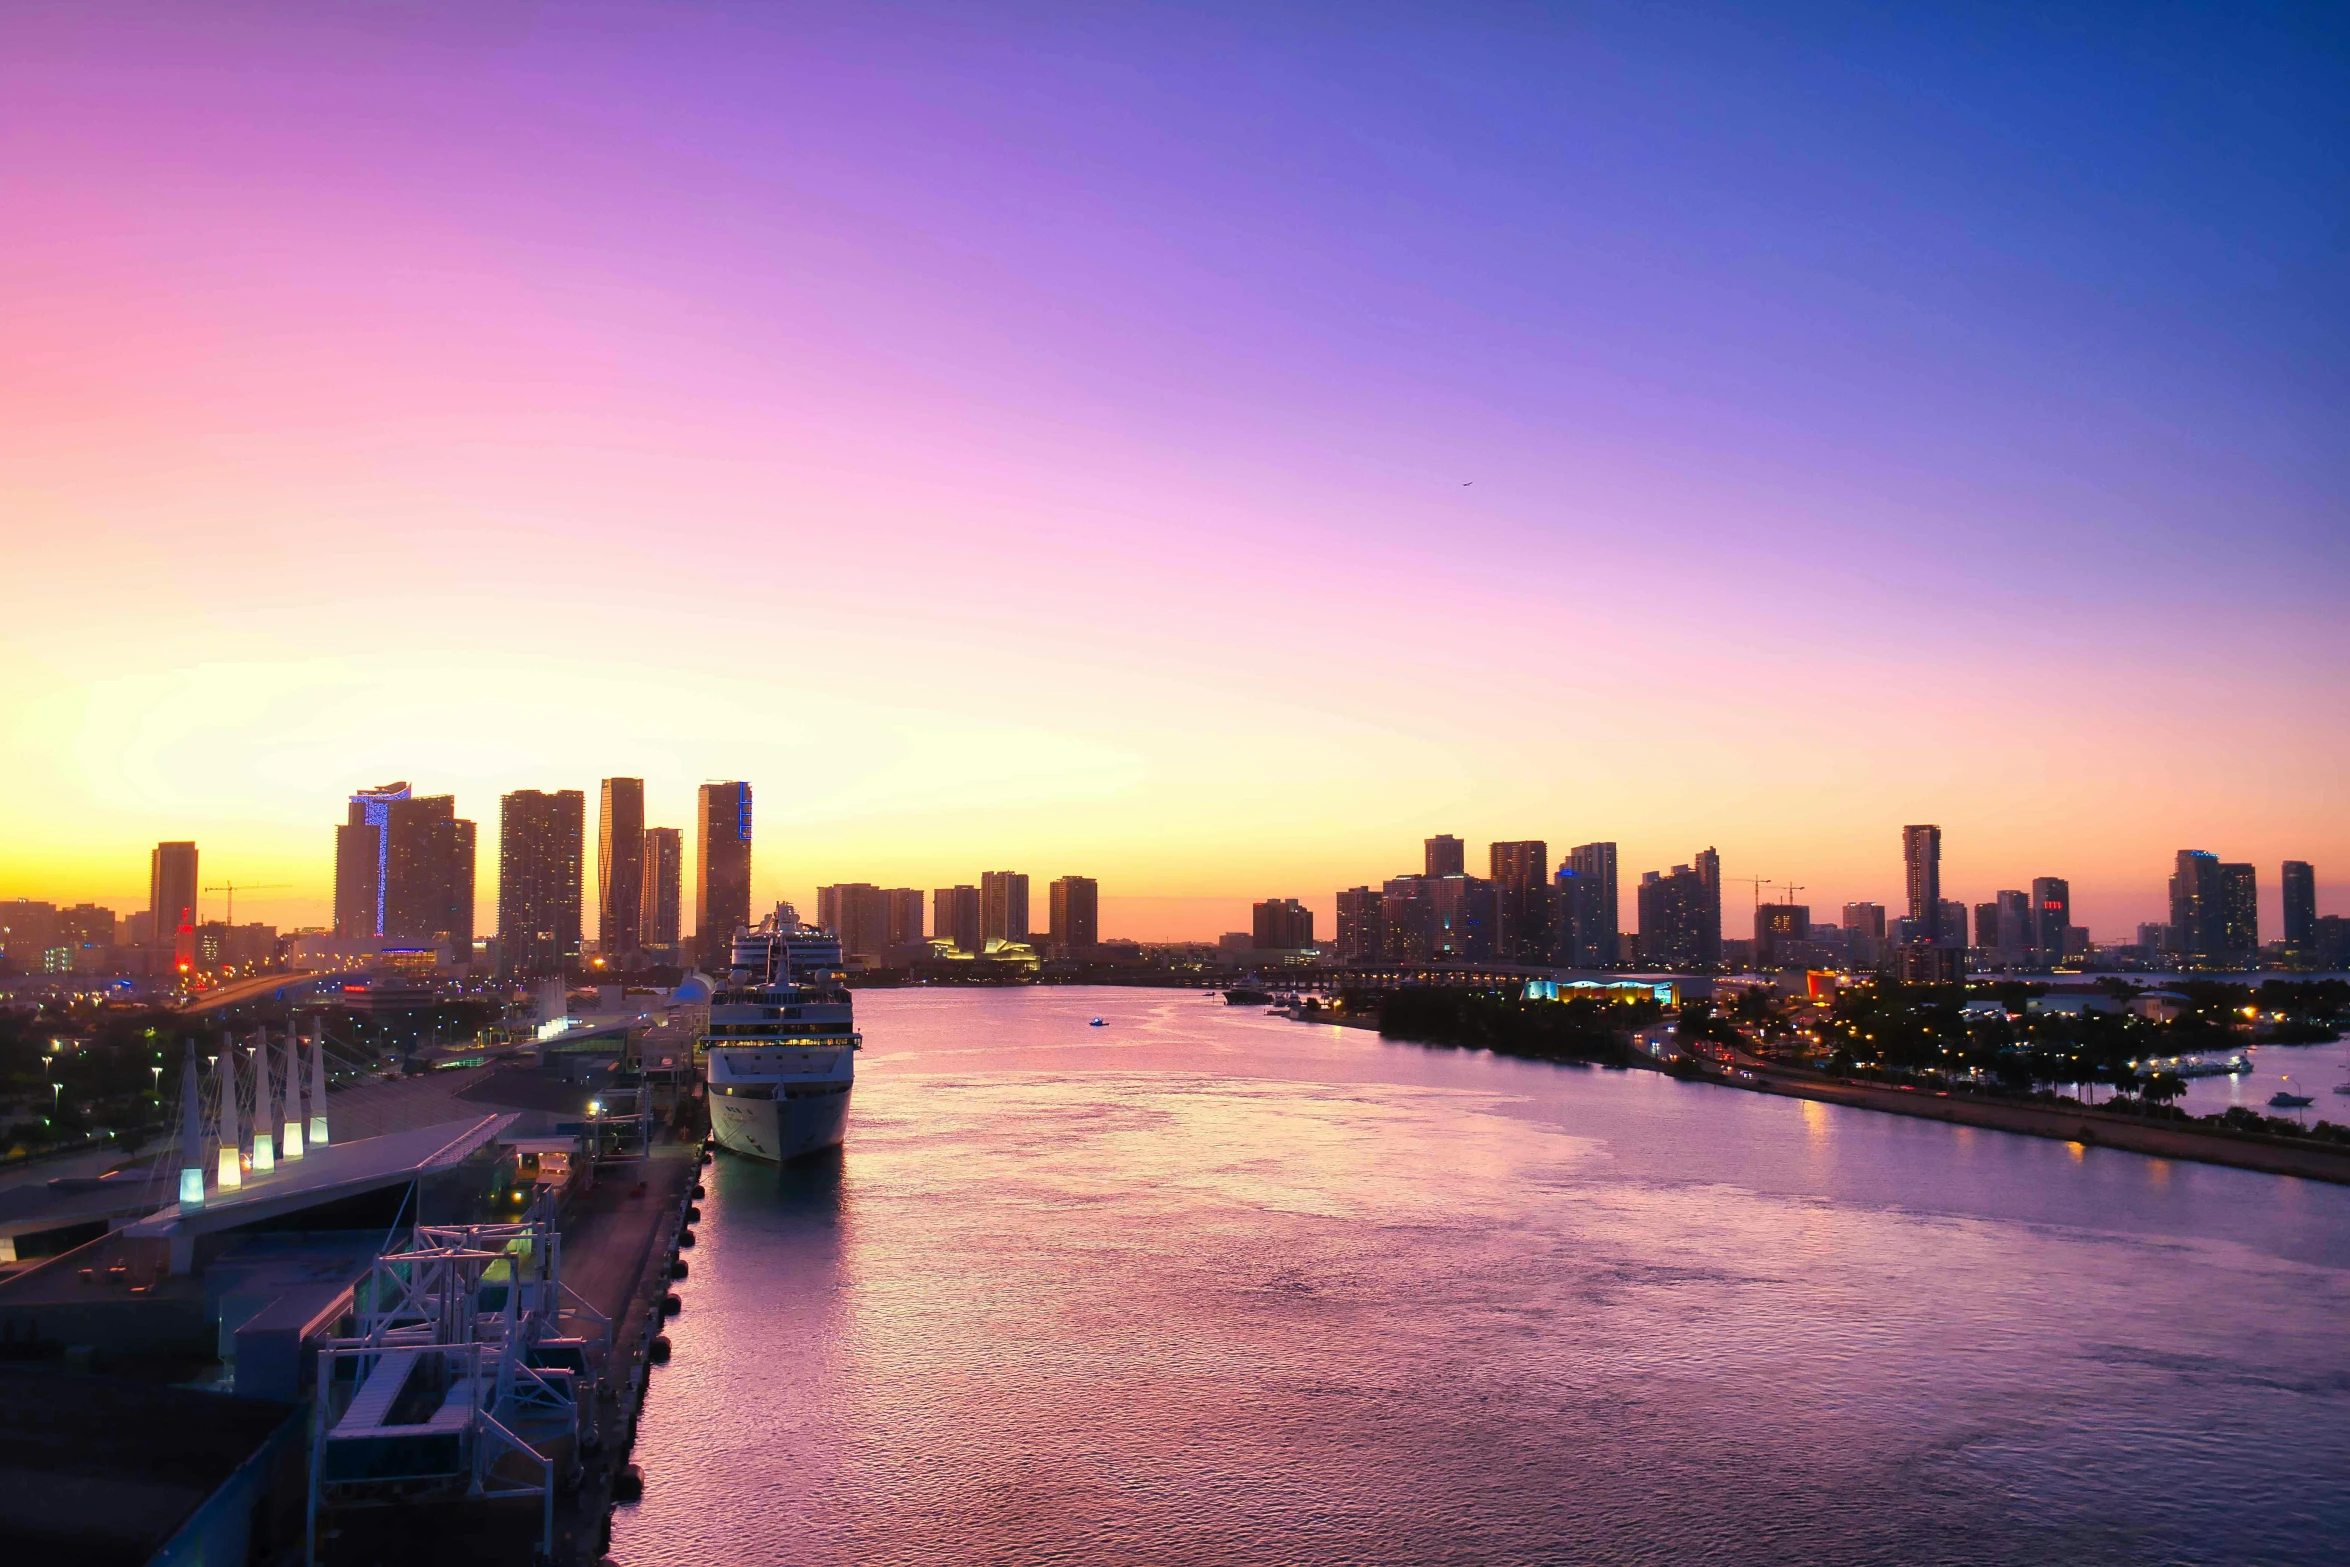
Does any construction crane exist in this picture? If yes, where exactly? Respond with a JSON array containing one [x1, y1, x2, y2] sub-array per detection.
[[203, 882, 289, 926], [1736, 875, 1777, 914]]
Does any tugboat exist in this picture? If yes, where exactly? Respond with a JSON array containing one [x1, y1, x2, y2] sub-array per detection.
[[698, 905, 858, 1162]]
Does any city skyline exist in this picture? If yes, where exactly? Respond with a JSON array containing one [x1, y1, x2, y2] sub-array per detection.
[[3, 7, 2344, 945], [6, 781, 2341, 958]]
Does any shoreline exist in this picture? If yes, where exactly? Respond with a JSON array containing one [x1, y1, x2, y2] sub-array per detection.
[[1272, 1003, 2350, 1186], [1714, 1064, 2350, 1185]]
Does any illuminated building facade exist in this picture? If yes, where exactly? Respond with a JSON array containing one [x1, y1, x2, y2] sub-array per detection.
[[694, 782, 753, 965], [639, 826, 683, 954], [1048, 876, 1099, 957], [498, 788, 585, 979], [598, 778, 646, 960]]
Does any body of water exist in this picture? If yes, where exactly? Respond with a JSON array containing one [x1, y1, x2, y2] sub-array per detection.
[[614, 988, 2350, 1565]]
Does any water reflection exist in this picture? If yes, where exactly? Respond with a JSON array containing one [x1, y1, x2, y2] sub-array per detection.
[[614, 988, 2350, 1567]]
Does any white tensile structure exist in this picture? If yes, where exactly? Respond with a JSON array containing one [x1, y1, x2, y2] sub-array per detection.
[[308, 1027, 330, 1147], [214, 1036, 242, 1191], [177, 1048, 206, 1208], [250, 1033, 277, 1174], [279, 1027, 304, 1160]]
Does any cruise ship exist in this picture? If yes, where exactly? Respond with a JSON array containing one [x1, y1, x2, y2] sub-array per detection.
[[697, 905, 859, 1162]]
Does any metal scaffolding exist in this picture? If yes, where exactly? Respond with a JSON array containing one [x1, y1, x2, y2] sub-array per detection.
[[305, 1204, 610, 1564]]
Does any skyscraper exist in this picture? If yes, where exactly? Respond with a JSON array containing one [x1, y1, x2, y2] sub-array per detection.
[[1489, 840, 1554, 963], [1425, 834, 1466, 879], [1334, 887, 1385, 962], [639, 827, 683, 954], [333, 819, 381, 939], [597, 778, 646, 960], [384, 796, 476, 953], [1843, 902, 1886, 967], [1996, 889, 2033, 963], [1567, 843, 1620, 959], [1382, 876, 1433, 964], [694, 782, 753, 965], [2168, 850, 2223, 961], [1252, 898, 1314, 951], [342, 782, 409, 937], [2218, 863, 2258, 962], [2282, 861, 2316, 951], [818, 883, 891, 963], [1902, 825, 1941, 934], [980, 872, 1030, 944], [1636, 852, 1721, 970], [1429, 875, 1497, 961], [886, 888, 926, 948], [149, 841, 199, 969], [1554, 865, 1608, 967], [2030, 877, 2070, 965], [1754, 903, 1809, 968], [498, 789, 585, 979], [935, 885, 981, 953], [1048, 876, 1099, 957]]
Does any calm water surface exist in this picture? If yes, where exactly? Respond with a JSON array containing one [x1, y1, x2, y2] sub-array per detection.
[[614, 989, 2350, 1565]]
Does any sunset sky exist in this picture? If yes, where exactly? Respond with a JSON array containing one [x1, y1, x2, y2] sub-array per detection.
[[3, 3, 2344, 943]]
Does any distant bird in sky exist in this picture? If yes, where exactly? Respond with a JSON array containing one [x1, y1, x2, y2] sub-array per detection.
[[1462, 481, 1473, 486]]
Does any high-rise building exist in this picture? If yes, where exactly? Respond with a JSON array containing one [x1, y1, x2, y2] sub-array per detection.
[[1, 901, 59, 974], [1425, 835, 1466, 879], [1048, 876, 1099, 957], [384, 797, 476, 952], [1334, 887, 1385, 962], [1382, 876, 1433, 964], [1566, 843, 1619, 960], [639, 827, 683, 954], [818, 883, 891, 962], [498, 789, 585, 979], [694, 782, 753, 965], [2136, 922, 2168, 953], [1429, 875, 1497, 961], [1843, 902, 1886, 967], [1974, 901, 2002, 952], [56, 904, 115, 952], [2168, 850, 2223, 961], [2218, 863, 2257, 962], [597, 779, 646, 960], [150, 841, 200, 969], [1489, 841, 1553, 963], [886, 888, 926, 948], [935, 885, 982, 953], [1754, 903, 1810, 968], [2282, 861, 2316, 951], [1555, 865, 1609, 967], [341, 782, 409, 937], [1252, 898, 1314, 951], [1637, 851, 1721, 969], [980, 872, 1030, 944], [1936, 899, 1969, 949], [333, 820, 382, 939], [1996, 889, 2033, 962], [2030, 877, 2070, 965], [1902, 825, 1941, 934], [1490, 841, 1546, 890]]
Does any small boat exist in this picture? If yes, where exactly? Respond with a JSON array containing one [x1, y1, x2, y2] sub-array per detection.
[[2270, 1081, 2315, 1108], [1088, 1017, 1106, 1027], [2334, 1083, 2350, 1095]]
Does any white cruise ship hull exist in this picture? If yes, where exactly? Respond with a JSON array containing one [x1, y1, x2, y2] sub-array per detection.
[[710, 1083, 853, 1162]]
